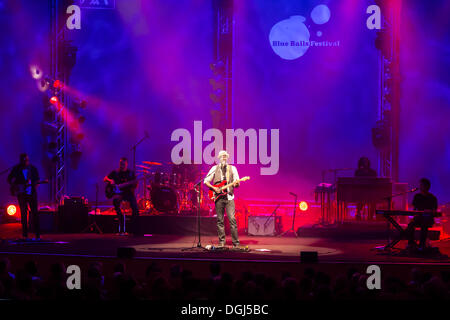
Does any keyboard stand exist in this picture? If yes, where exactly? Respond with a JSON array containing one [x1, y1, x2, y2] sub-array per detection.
[[373, 213, 405, 251]]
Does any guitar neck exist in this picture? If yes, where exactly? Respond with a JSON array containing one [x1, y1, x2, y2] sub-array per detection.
[[221, 178, 245, 190]]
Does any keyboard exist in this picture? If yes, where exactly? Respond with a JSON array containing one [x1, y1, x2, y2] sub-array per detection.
[[376, 210, 442, 217]]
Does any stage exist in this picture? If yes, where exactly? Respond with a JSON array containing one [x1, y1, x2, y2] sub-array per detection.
[[1, 222, 449, 279], [1, 0, 450, 303]]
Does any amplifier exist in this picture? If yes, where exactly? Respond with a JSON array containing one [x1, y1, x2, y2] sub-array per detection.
[[248, 215, 281, 236], [58, 198, 89, 233], [64, 197, 87, 206]]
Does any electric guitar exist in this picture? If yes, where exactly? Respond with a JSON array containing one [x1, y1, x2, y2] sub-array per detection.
[[10, 180, 48, 196], [208, 176, 250, 202], [105, 176, 145, 199]]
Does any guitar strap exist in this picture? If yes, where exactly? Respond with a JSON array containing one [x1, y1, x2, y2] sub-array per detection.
[[213, 164, 234, 195]]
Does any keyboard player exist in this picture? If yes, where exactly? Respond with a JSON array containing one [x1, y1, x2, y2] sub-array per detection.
[[404, 178, 438, 251], [354, 157, 377, 220]]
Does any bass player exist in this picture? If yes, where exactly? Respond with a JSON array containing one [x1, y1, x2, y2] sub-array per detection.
[[104, 157, 139, 235]]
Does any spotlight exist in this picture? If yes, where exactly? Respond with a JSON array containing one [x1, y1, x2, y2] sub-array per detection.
[[50, 96, 59, 105], [37, 79, 49, 92], [70, 149, 83, 169], [29, 65, 43, 80], [209, 78, 225, 90], [7, 205, 17, 216], [299, 201, 308, 211], [53, 80, 63, 89], [79, 100, 87, 109], [70, 132, 85, 144], [209, 60, 225, 75]]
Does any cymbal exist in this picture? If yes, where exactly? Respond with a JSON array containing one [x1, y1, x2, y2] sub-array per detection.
[[142, 161, 162, 166], [136, 164, 152, 170]]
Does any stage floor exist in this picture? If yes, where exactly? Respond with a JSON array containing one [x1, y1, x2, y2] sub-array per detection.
[[1, 223, 449, 264]]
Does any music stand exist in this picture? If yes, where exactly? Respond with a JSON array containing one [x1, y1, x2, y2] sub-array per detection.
[[83, 183, 103, 234], [279, 192, 298, 237]]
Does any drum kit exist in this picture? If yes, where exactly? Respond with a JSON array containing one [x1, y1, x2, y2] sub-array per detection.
[[135, 161, 211, 215]]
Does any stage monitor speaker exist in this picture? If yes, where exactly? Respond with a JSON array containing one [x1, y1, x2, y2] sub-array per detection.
[[58, 198, 89, 233], [248, 215, 281, 236], [300, 251, 318, 263]]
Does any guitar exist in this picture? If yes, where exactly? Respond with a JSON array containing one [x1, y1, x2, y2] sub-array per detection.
[[105, 176, 145, 199], [208, 176, 250, 202], [10, 180, 48, 196]]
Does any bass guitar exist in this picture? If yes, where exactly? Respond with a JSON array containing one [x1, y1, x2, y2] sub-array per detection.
[[10, 180, 48, 196], [105, 176, 145, 199], [208, 176, 250, 202]]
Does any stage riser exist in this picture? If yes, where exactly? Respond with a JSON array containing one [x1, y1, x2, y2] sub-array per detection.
[[297, 223, 440, 240]]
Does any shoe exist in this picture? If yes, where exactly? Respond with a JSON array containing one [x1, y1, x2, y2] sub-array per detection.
[[217, 242, 225, 248]]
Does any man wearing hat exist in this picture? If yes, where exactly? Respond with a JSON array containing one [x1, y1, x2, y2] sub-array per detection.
[[204, 150, 241, 248]]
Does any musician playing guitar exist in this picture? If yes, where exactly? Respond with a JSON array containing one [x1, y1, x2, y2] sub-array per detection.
[[7, 153, 41, 240], [104, 157, 139, 235], [404, 178, 438, 251], [204, 150, 242, 249]]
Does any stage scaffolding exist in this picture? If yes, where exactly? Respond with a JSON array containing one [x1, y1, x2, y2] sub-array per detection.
[[377, 1, 402, 182]]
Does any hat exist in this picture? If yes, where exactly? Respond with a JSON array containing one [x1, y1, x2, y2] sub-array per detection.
[[217, 150, 230, 158]]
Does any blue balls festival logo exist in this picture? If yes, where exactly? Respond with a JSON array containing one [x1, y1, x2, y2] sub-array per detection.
[[269, 4, 337, 60]]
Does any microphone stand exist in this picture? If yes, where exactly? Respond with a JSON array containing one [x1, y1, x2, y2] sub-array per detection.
[[279, 192, 298, 237], [131, 132, 149, 174], [82, 182, 103, 234], [181, 170, 215, 251], [263, 204, 280, 235]]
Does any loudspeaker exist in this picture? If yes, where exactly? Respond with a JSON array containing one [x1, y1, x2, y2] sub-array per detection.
[[58, 199, 89, 233], [117, 247, 136, 259], [300, 251, 318, 263], [248, 215, 281, 236]]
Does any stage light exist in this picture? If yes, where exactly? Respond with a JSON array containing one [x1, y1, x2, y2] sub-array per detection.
[[209, 90, 224, 104], [50, 96, 59, 105], [53, 80, 62, 89], [7, 205, 17, 216], [299, 201, 308, 211], [70, 149, 83, 169], [29, 65, 43, 80], [209, 78, 225, 91], [37, 79, 49, 92], [209, 60, 225, 75], [72, 132, 85, 143]]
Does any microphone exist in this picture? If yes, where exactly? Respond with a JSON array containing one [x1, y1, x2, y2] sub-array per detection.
[[289, 192, 297, 197]]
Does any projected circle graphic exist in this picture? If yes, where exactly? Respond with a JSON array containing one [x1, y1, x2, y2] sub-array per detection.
[[310, 4, 331, 25], [270, 5, 332, 60], [269, 15, 310, 60]]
